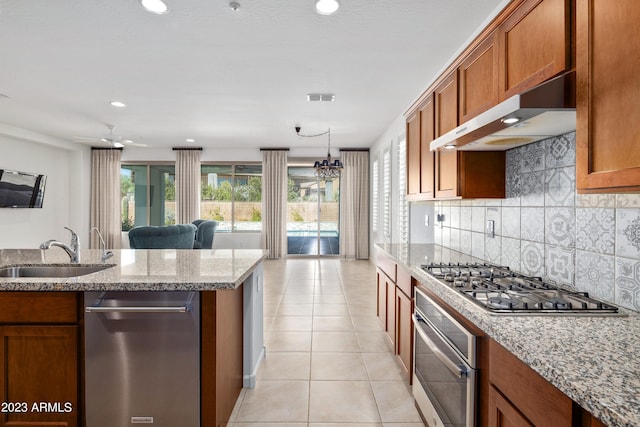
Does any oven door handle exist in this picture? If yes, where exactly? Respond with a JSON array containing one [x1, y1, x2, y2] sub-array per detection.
[[413, 313, 468, 379]]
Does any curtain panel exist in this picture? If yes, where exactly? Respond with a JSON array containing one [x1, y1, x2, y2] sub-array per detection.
[[175, 148, 202, 224], [90, 148, 122, 249], [261, 149, 288, 259], [339, 150, 370, 259]]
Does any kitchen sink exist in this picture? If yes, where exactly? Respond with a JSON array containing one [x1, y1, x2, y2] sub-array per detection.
[[0, 264, 116, 278]]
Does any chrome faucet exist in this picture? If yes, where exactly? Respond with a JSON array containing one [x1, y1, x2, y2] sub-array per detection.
[[90, 227, 114, 262], [40, 227, 80, 263]]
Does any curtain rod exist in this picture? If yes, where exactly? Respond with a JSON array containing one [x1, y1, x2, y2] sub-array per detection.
[[91, 147, 123, 151], [259, 148, 290, 151], [172, 147, 203, 151], [339, 148, 369, 152]]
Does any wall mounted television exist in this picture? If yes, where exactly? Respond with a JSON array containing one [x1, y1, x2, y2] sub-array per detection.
[[0, 169, 47, 208]]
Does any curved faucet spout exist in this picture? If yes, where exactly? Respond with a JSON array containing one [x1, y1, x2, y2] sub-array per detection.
[[40, 227, 81, 263]]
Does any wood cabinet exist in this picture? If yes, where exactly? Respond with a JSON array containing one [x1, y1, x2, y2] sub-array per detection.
[[488, 385, 533, 427], [434, 71, 460, 199], [576, 0, 640, 192], [489, 340, 573, 427], [498, 0, 571, 98], [0, 293, 80, 427], [406, 111, 421, 195], [375, 254, 413, 381], [459, 31, 499, 123], [419, 94, 435, 198]]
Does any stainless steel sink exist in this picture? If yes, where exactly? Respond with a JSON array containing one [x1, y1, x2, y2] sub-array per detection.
[[0, 264, 115, 278]]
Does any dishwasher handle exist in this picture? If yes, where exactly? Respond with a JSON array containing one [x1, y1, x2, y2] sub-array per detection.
[[413, 313, 468, 379], [85, 291, 195, 314]]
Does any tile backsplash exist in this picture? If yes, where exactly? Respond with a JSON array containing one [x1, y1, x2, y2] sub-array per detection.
[[431, 132, 640, 312]]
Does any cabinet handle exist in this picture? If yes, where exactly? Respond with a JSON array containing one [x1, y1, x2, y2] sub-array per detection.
[[413, 313, 467, 379], [85, 291, 195, 313]]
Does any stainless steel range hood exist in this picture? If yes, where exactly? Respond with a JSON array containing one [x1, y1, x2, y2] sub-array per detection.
[[430, 71, 576, 151]]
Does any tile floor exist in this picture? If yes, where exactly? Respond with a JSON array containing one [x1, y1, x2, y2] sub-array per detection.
[[228, 258, 424, 427]]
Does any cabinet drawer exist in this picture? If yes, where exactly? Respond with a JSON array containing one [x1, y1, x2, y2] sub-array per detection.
[[376, 253, 396, 283], [0, 292, 79, 323], [396, 266, 412, 298]]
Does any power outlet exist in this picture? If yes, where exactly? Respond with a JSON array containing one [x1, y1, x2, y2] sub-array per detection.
[[486, 220, 495, 238]]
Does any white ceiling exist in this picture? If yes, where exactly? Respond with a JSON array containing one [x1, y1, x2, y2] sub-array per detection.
[[0, 0, 507, 150]]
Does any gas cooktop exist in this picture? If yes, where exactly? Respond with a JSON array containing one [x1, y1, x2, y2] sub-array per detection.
[[421, 263, 620, 315]]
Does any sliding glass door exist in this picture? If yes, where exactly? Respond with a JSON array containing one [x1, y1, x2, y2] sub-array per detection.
[[287, 167, 340, 256]]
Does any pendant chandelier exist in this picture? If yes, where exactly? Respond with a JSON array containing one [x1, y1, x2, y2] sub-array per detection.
[[295, 126, 344, 179]]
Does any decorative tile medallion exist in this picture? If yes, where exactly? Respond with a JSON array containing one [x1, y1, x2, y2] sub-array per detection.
[[520, 141, 545, 173], [575, 208, 615, 255], [617, 209, 640, 258], [575, 251, 615, 301], [545, 166, 575, 207], [501, 237, 521, 272], [545, 207, 575, 248], [521, 207, 545, 243], [576, 193, 615, 208], [545, 132, 576, 169], [545, 245, 575, 287], [520, 171, 545, 206], [521, 241, 544, 277], [615, 257, 640, 311]]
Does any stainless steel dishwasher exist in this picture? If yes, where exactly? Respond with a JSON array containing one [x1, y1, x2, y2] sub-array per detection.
[[84, 291, 200, 426]]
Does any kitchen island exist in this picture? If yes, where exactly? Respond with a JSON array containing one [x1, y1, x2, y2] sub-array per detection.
[[377, 243, 640, 427], [0, 248, 268, 427]]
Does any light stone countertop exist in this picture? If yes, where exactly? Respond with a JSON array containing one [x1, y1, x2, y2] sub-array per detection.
[[376, 243, 640, 427], [0, 248, 268, 291]]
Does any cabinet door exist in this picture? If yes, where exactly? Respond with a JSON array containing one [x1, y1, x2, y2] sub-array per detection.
[[376, 268, 387, 328], [576, 0, 640, 192], [0, 325, 78, 427], [459, 31, 500, 123], [498, 0, 571, 98], [488, 386, 533, 427], [395, 288, 412, 378], [419, 94, 435, 198], [385, 277, 396, 347], [434, 71, 459, 199], [406, 112, 421, 195]]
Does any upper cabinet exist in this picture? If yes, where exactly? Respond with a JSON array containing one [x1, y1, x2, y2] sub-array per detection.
[[459, 31, 499, 123], [498, 0, 572, 98], [405, 0, 574, 200], [576, 0, 640, 192]]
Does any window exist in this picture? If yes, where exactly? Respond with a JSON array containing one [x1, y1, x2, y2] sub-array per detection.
[[372, 158, 379, 232], [121, 164, 175, 231], [383, 147, 392, 240], [397, 136, 408, 244], [200, 164, 262, 232]]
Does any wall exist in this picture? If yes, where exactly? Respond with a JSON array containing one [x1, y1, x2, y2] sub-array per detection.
[[0, 133, 88, 248], [432, 132, 640, 312]]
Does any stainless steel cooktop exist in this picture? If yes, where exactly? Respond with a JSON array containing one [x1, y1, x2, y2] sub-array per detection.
[[421, 263, 620, 315]]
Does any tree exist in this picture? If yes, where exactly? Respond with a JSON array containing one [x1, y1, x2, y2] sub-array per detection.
[[288, 178, 300, 201], [213, 181, 232, 201], [164, 176, 175, 200], [121, 176, 134, 198]]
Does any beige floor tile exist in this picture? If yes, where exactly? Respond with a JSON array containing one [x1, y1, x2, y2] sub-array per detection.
[[232, 424, 307, 427], [266, 331, 312, 352], [311, 352, 368, 380], [263, 316, 275, 332], [314, 285, 345, 295], [311, 424, 381, 427], [351, 315, 385, 332], [263, 303, 279, 317], [277, 303, 314, 316], [371, 381, 423, 423], [285, 279, 316, 294], [381, 423, 425, 427], [236, 380, 309, 422], [312, 332, 361, 352], [357, 332, 394, 353], [362, 353, 406, 380], [228, 388, 246, 423], [309, 381, 380, 423], [257, 352, 311, 380], [314, 294, 347, 304], [271, 316, 313, 331], [313, 303, 350, 316], [312, 316, 354, 332], [280, 293, 315, 304], [349, 302, 377, 316]]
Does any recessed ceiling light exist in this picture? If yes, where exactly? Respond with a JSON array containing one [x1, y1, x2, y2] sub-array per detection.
[[186, 138, 195, 143], [140, 0, 169, 14], [502, 117, 520, 124], [229, 2, 240, 11], [113, 142, 125, 148], [110, 101, 126, 108], [307, 93, 335, 102], [315, 0, 339, 15], [444, 144, 457, 150]]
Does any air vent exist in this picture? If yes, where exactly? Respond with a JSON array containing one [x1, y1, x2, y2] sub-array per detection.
[[307, 93, 335, 102]]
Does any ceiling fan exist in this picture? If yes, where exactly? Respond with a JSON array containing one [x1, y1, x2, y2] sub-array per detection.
[[73, 124, 149, 148]]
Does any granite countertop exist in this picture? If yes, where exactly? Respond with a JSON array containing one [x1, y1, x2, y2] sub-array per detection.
[[376, 243, 640, 427], [0, 248, 268, 291]]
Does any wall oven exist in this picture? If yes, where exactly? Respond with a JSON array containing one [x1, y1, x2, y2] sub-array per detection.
[[413, 287, 477, 427]]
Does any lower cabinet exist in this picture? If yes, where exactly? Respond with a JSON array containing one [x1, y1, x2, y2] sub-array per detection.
[[395, 287, 412, 374], [488, 385, 533, 427], [0, 293, 80, 427]]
